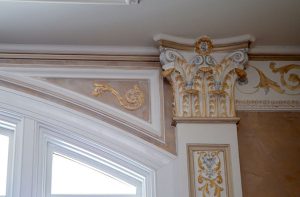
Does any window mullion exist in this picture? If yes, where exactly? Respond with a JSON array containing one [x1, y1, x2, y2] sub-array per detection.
[[18, 118, 36, 197]]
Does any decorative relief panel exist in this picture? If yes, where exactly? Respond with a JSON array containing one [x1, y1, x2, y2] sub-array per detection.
[[188, 144, 232, 197], [236, 61, 300, 111], [158, 36, 250, 119], [43, 78, 150, 122]]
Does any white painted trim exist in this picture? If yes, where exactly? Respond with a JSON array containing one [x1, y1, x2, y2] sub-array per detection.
[[0, 87, 176, 170], [39, 127, 149, 197], [153, 34, 255, 45], [0, 111, 24, 197], [0, 44, 158, 56]]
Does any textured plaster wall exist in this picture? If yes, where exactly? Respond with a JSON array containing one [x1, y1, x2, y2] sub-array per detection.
[[237, 112, 300, 197]]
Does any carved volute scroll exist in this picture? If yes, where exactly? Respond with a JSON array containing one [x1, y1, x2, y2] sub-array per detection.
[[157, 35, 252, 120]]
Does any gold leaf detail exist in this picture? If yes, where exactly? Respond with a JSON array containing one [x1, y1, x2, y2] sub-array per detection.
[[197, 151, 224, 197], [270, 62, 300, 91], [92, 83, 144, 111], [253, 67, 284, 94]]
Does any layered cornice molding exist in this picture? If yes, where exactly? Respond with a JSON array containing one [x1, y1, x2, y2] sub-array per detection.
[[156, 35, 253, 122]]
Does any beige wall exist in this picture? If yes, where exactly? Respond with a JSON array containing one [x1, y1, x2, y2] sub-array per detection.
[[237, 112, 300, 197]]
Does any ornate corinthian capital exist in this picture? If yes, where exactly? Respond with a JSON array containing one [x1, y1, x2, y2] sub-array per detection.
[[155, 34, 254, 121]]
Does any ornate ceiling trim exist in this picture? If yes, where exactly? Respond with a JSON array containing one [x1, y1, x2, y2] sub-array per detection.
[[0, 53, 159, 62]]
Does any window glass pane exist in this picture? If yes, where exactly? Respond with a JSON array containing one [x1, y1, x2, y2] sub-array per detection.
[[0, 134, 9, 196], [51, 153, 137, 195]]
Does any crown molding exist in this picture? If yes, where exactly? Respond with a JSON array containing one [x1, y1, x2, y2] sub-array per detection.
[[1, 0, 139, 5], [0, 43, 158, 56], [248, 45, 300, 60], [0, 52, 160, 62], [0, 43, 300, 61]]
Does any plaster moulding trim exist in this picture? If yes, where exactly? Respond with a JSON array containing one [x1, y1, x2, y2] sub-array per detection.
[[236, 100, 300, 111], [1, 0, 140, 4], [0, 44, 158, 56], [0, 43, 300, 60], [0, 53, 160, 62], [172, 117, 240, 126], [249, 45, 300, 55]]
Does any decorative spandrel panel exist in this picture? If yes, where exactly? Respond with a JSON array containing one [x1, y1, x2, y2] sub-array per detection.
[[158, 36, 250, 119], [188, 145, 232, 197]]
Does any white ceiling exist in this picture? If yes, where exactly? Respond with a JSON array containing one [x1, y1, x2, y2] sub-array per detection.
[[0, 0, 299, 50]]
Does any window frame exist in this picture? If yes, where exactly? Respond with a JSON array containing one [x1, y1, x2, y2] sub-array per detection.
[[0, 115, 20, 197], [37, 125, 152, 197]]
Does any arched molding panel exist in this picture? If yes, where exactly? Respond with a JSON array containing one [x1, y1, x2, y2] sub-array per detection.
[[0, 59, 176, 154]]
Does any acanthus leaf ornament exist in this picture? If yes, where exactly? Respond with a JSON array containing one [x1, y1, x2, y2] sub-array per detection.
[[159, 36, 249, 119]]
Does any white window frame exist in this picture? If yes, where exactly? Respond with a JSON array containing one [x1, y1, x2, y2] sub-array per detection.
[[36, 125, 154, 197], [0, 111, 23, 197]]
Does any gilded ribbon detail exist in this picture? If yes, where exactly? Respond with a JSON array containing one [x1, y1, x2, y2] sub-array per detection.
[[92, 83, 144, 111]]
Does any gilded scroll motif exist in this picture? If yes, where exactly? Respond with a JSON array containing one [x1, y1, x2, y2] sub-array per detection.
[[159, 36, 248, 118], [239, 63, 300, 95], [188, 145, 232, 197], [270, 62, 300, 91], [92, 83, 144, 111]]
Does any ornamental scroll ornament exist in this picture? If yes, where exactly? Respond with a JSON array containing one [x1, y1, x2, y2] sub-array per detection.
[[197, 151, 224, 197], [159, 36, 249, 118], [92, 83, 144, 111], [237, 62, 300, 95]]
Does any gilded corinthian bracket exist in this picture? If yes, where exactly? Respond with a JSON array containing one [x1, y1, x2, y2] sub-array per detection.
[[92, 83, 144, 111], [158, 36, 250, 119]]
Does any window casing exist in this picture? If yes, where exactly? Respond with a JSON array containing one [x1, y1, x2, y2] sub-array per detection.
[[0, 110, 154, 197], [0, 118, 17, 197]]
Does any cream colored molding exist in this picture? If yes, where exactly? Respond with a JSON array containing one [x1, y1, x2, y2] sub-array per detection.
[[249, 45, 300, 55], [0, 52, 160, 62], [0, 44, 158, 56], [236, 100, 300, 111], [156, 35, 252, 122], [1, 0, 139, 5], [0, 43, 300, 59]]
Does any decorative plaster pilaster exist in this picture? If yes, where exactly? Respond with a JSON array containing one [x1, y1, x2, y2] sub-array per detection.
[[157, 36, 251, 122]]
